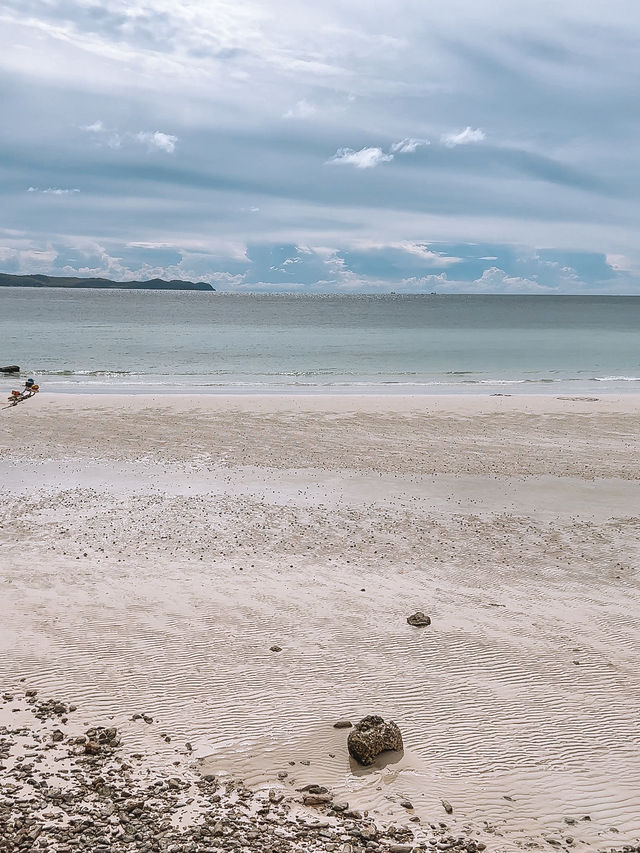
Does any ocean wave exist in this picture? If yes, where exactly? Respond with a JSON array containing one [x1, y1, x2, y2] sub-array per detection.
[[591, 376, 640, 382], [43, 369, 132, 377], [33, 372, 640, 392]]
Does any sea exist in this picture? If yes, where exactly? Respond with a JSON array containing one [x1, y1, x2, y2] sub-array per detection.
[[1, 288, 639, 394]]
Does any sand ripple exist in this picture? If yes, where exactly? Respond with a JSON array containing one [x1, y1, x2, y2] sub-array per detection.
[[1, 398, 639, 847]]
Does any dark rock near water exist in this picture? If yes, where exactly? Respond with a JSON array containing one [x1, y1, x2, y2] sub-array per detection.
[[0, 365, 19, 373], [407, 611, 431, 627], [347, 715, 403, 766]]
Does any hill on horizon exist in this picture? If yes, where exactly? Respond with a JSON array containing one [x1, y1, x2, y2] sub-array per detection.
[[0, 273, 215, 291]]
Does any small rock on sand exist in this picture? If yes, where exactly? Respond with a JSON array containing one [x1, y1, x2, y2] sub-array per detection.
[[441, 799, 453, 814], [270, 645, 282, 652], [407, 612, 431, 627], [333, 720, 353, 729]]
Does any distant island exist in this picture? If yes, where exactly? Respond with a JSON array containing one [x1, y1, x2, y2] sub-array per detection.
[[0, 273, 215, 291]]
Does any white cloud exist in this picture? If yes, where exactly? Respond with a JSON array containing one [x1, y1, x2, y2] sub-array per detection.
[[467, 266, 551, 292], [126, 241, 175, 249], [82, 120, 105, 133], [134, 131, 178, 153], [606, 254, 631, 271], [27, 187, 80, 195], [441, 127, 486, 147], [81, 122, 177, 153], [390, 137, 430, 154], [326, 137, 429, 170], [394, 241, 461, 265], [326, 146, 393, 169], [347, 240, 461, 266], [283, 99, 317, 119], [0, 246, 58, 272]]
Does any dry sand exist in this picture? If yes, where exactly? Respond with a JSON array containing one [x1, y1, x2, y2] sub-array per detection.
[[1, 393, 639, 851]]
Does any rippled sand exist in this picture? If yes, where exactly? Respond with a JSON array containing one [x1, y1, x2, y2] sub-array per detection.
[[1, 393, 639, 850]]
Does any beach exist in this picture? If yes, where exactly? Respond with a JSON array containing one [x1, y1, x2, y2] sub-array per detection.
[[1, 393, 639, 851]]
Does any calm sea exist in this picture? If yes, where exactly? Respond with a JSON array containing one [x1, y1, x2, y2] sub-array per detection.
[[1, 288, 639, 394]]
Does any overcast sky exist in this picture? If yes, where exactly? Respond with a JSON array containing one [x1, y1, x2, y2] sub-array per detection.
[[1, 0, 639, 292]]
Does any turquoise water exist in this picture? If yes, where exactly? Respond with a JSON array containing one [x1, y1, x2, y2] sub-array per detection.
[[1, 288, 639, 393]]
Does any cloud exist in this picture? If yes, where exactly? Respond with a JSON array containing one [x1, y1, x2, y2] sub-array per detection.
[[133, 131, 178, 153], [81, 122, 177, 153], [460, 266, 552, 293], [393, 241, 460, 264], [283, 99, 317, 119], [0, 1, 639, 291], [390, 137, 430, 153], [1, 238, 638, 292], [441, 127, 486, 147], [326, 146, 394, 168], [27, 187, 80, 195], [606, 254, 631, 272], [326, 137, 429, 169]]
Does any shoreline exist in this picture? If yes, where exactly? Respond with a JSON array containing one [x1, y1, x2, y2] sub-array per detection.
[[6, 382, 640, 398], [2, 390, 637, 420], [15, 388, 640, 404]]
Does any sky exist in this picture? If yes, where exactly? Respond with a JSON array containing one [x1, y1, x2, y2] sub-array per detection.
[[1, 0, 639, 293]]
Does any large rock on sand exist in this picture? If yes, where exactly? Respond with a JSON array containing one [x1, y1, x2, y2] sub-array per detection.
[[347, 715, 403, 766]]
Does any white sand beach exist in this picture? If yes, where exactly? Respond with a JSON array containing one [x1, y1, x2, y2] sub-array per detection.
[[1, 393, 639, 851]]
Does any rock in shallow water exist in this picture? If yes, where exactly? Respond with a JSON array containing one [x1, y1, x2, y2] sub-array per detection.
[[347, 715, 403, 766]]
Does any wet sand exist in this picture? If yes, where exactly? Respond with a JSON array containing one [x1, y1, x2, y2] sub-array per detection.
[[1, 393, 639, 850]]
